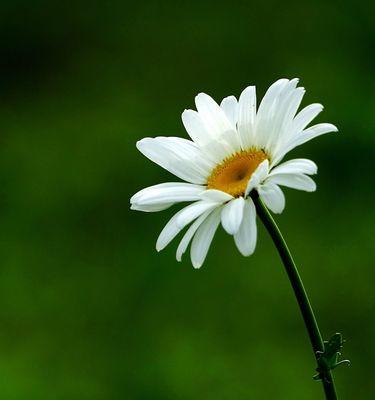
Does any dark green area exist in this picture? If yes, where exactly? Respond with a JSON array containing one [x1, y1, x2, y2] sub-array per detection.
[[0, 1, 374, 399]]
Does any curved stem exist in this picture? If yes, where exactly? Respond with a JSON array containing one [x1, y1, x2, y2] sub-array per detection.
[[251, 193, 337, 400]]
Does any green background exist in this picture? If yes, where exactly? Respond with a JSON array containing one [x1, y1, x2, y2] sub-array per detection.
[[0, 1, 374, 399]]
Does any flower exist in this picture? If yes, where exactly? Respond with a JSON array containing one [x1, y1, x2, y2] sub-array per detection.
[[130, 78, 337, 268]]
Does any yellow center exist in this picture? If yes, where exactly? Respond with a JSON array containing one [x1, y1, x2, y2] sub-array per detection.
[[207, 149, 268, 197]]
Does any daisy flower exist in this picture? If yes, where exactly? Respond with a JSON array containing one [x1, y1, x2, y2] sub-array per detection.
[[130, 78, 337, 268]]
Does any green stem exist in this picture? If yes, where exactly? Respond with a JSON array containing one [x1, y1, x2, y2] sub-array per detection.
[[251, 193, 337, 400]]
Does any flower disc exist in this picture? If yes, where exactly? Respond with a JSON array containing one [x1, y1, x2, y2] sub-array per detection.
[[207, 149, 268, 197]]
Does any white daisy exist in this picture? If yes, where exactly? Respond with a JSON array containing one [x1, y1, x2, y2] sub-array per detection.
[[130, 78, 337, 268]]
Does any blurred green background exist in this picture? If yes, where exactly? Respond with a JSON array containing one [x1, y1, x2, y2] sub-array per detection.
[[0, 1, 374, 399]]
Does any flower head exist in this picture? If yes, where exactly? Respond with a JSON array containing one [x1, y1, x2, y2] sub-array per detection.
[[130, 78, 337, 268]]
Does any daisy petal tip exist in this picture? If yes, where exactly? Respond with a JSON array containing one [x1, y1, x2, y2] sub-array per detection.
[[136, 138, 149, 151], [276, 78, 289, 84], [327, 123, 339, 133], [308, 185, 317, 192], [221, 94, 237, 104], [308, 161, 318, 175], [129, 196, 140, 207], [181, 109, 190, 118], [303, 179, 317, 192], [222, 224, 238, 236], [236, 240, 255, 257], [240, 249, 255, 257], [268, 202, 285, 214], [155, 242, 164, 252], [242, 85, 256, 94], [195, 92, 207, 102], [192, 261, 202, 269]]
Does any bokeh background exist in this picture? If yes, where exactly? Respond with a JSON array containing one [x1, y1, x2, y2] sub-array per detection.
[[0, 1, 374, 399]]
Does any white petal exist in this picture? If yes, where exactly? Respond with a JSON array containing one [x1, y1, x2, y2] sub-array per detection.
[[269, 86, 305, 154], [272, 123, 338, 166], [221, 197, 245, 235], [175, 201, 218, 228], [182, 109, 212, 147], [198, 140, 232, 164], [265, 80, 303, 152], [130, 203, 174, 212], [280, 85, 305, 126], [245, 159, 269, 197], [176, 210, 213, 262], [237, 86, 256, 149], [195, 93, 240, 152], [296, 123, 338, 146], [200, 189, 233, 203], [234, 198, 257, 256], [257, 79, 290, 119], [254, 79, 290, 149], [195, 93, 234, 136], [220, 95, 239, 127], [136, 137, 213, 184], [291, 103, 324, 134], [258, 183, 286, 214], [269, 158, 317, 176], [131, 182, 204, 206], [288, 123, 338, 151], [190, 207, 222, 268], [266, 173, 316, 192], [156, 201, 217, 251]]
